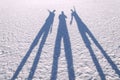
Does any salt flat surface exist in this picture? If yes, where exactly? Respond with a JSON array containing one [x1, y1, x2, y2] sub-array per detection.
[[0, 0, 120, 80]]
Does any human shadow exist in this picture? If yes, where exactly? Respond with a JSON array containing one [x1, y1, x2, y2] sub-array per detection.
[[50, 11, 75, 80], [11, 10, 56, 80], [70, 8, 120, 79]]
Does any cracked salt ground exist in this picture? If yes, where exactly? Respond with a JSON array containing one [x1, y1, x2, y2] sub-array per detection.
[[0, 0, 120, 80]]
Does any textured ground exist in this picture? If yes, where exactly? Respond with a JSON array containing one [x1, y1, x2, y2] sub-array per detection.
[[0, 0, 120, 80]]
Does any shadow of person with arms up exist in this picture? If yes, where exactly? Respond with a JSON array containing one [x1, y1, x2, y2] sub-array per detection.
[[70, 8, 120, 79], [11, 10, 56, 80], [50, 11, 75, 80]]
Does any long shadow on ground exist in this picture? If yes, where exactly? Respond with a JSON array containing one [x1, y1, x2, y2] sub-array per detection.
[[70, 8, 120, 79], [11, 10, 56, 80], [50, 11, 75, 80]]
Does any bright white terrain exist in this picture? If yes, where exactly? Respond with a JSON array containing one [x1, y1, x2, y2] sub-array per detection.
[[0, 0, 120, 80]]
